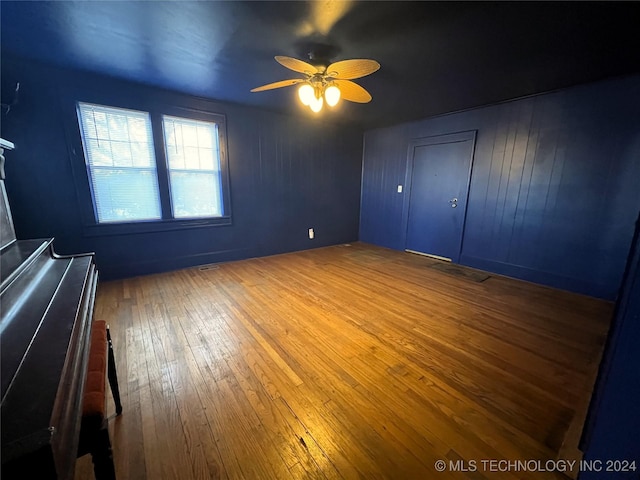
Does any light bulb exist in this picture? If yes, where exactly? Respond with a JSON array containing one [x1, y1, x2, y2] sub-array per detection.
[[298, 84, 314, 106], [324, 85, 341, 107], [309, 95, 323, 113]]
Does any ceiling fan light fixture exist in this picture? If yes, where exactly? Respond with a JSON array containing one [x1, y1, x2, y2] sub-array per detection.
[[324, 84, 341, 107], [298, 83, 314, 106], [309, 95, 323, 113]]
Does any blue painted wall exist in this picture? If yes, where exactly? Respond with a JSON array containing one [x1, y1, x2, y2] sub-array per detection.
[[1, 55, 363, 279], [360, 75, 640, 300], [580, 214, 640, 478]]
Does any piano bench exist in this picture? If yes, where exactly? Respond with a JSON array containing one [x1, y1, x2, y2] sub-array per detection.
[[77, 320, 122, 480]]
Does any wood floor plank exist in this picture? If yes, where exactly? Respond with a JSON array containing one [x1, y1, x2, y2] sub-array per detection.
[[76, 242, 611, 480]]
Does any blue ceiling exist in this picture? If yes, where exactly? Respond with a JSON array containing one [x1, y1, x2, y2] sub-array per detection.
[[1, 1, 639, 128]]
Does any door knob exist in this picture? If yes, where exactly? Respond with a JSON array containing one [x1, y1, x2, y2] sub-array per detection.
[[449, 197, 458, 208]]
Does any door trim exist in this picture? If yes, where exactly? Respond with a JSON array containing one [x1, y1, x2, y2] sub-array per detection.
[[401, 130, 477, 263]]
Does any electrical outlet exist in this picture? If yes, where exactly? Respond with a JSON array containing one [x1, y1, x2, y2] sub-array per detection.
[[308, 228, 314, 239], [397, 185, 403, 193]]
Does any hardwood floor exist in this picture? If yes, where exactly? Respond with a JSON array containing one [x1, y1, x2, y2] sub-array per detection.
[[75, 243, 612, 480]]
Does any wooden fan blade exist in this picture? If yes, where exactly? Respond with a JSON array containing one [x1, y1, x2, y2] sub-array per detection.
[[333, 79, 372, 103], [275, 56, 319, 75], [326, 59, 380, 80], [251, 79, 304, 92]]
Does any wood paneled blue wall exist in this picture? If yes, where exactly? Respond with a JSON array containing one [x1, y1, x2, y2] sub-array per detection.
[[580, 214, 640, 478], [1, 56, 363, 279], [361, 75, 640, 300]]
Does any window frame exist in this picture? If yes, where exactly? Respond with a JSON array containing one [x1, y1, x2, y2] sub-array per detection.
[[161, 112, 226, 220], [76, 102, 163, 224], [67, 97, 232, 236]]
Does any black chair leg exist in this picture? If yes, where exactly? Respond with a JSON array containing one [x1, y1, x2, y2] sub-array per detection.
[[106, 326, 123, 415], [91, 427, 116, 480]]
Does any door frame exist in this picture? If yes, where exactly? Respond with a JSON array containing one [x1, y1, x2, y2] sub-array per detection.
[[401, 130, 477, 263]]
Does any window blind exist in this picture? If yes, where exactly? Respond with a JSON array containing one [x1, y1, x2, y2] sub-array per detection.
[[77, 103, 161, 223]]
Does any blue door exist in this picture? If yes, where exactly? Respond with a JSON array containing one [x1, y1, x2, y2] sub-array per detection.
[[405, 132, 475, 262]]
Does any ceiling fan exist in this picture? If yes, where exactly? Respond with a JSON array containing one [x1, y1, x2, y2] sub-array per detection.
[[251, 56, 380, 113]]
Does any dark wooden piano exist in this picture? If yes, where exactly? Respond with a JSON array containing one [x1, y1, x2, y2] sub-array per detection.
[[1, 140, 98, 479]]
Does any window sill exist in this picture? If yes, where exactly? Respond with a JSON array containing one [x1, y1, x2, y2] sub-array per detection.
[[83, 216, 232, 237]]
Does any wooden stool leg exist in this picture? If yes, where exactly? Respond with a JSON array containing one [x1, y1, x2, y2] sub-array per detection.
[[91, 427, 116, 480], [106, 326, 123, 415]]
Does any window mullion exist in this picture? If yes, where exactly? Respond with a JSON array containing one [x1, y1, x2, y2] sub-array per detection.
[[151, 113, 173, 220]]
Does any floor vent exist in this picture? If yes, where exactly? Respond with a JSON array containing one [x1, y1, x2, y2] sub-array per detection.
[[198, 264, 220, 271]]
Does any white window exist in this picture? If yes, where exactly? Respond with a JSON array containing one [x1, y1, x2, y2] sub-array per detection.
[[76, 102, 230, 230], [162, 116, 223, 218], [77, 103, 161, 223]]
